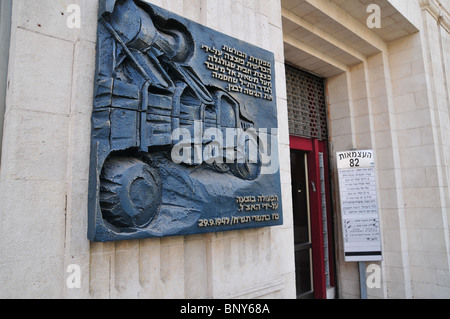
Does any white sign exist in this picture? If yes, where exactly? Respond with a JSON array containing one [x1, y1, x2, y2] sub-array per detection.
[[337, 150, 382, 262]]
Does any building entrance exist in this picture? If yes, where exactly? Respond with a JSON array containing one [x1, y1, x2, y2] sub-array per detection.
[[290, 137, 335, 299], [286, 64, 335, 299]]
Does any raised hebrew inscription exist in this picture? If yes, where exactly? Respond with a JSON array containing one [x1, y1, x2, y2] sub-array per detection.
[[202, 44, 273, 101], [88, 0, 282, 242]]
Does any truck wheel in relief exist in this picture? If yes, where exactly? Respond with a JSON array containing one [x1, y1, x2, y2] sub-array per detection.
[[99, 156, 161, 229]]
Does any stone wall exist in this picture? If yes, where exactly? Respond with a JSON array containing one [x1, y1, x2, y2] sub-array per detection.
[[326, 0, 450, 298], [0, 0, 296, 298], [1, 0, 449, 300], [0, 0, 12, 162]]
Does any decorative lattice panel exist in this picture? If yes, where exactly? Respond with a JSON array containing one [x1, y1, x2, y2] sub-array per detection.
[[286, 64, 328, 140]]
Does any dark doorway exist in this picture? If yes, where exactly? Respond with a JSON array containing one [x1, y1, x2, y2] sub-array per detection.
[[291, 150, 314, 299]]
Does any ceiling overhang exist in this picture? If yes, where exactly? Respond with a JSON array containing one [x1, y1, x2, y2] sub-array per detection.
[[282, 0, 419, 78]]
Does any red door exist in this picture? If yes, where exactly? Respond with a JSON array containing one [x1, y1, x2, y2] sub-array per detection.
[[290, 135, 335, 299]]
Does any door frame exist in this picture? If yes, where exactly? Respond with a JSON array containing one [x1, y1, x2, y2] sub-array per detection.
[[290, 135, 335, 299]]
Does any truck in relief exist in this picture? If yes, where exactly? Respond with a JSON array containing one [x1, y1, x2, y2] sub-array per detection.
[[88, 0, 281, 241]]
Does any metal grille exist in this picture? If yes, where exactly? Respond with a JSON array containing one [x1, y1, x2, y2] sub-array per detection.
[[286, 64, 328, 140]]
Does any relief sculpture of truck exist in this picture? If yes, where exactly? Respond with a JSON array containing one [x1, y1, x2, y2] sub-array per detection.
[[88, 0, 282, 241]]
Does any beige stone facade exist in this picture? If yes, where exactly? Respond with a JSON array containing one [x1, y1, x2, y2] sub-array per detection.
[[0, 0, 449, 299]]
